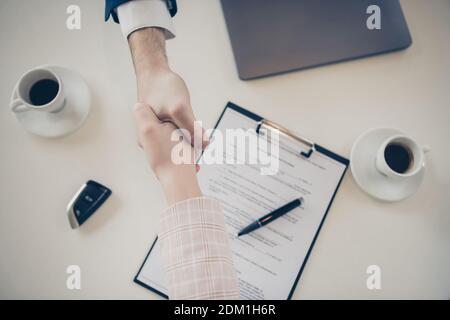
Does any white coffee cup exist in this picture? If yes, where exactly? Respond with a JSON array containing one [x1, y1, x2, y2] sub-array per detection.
[[10, 67, 66, 114], [375, 134, 429, 180]]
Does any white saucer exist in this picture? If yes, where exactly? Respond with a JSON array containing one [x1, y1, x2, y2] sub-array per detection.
[[10, 65, 90, 138], [350, 128, 425, 202]]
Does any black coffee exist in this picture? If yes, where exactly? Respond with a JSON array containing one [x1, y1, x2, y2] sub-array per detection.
[[384, 143, 413, 174], [29, 79, 59, 106]]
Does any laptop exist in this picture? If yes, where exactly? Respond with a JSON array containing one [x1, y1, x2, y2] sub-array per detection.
[[220, 0, 412, 80]]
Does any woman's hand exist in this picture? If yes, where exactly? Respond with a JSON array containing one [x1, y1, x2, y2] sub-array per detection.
[[133, 102, 202, 205]]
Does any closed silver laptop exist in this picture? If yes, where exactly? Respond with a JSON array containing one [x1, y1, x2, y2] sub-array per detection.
[[221, 0, 412, 80]]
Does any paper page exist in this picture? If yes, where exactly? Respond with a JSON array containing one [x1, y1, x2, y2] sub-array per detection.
[[136, 107, 347, 299]]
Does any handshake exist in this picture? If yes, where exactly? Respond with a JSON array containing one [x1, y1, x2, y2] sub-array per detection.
[[129, 28, 208, 205]]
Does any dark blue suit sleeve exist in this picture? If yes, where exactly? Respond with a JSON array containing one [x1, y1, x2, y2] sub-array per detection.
[[105, 0, 177, 23]]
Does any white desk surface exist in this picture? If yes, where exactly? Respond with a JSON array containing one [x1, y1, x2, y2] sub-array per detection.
[[0, 0, 449, 299]]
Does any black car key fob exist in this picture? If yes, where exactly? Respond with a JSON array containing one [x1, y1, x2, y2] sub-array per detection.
[[66, 180, 112, 229]]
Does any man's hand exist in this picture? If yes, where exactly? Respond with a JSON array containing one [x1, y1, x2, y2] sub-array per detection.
[[137, 67, 194, 136], [128, 27, 207, 148], [133, 102, 202, 205]]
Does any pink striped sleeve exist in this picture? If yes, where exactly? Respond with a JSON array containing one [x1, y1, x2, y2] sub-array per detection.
[[159, 197, 240, 300]]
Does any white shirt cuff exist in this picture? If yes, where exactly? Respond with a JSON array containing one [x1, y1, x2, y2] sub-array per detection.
[[117, 0, 176, 40]]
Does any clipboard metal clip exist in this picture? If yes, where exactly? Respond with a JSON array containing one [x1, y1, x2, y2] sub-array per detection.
[[256, 119, 316, 158]]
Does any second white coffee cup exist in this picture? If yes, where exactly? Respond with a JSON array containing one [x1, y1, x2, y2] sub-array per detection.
[[375, 134, 428, 180]]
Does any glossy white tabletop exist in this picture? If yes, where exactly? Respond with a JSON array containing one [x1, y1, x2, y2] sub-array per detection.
[[0, 0, 449, 299]]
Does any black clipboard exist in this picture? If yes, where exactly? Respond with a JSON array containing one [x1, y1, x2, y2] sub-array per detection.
[[134, 102, 349, 300]]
